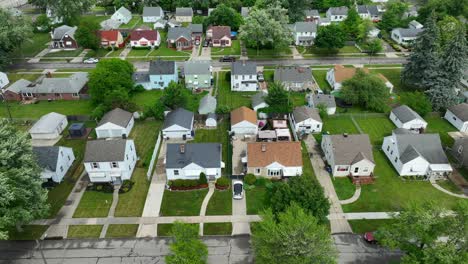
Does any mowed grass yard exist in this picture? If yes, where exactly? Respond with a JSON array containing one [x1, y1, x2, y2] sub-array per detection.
[[247, 46, 292, 58], [425, 115, 456, 147], [312, 69, 332, 92], [105, 224, 138, 238], [332, 177, 356, 201], [0, 100, 94, 119], [204, 223, 232, 235], [211, 40, 241, 56], [349, 219, 397, 234], [68, 225, 103, 238], [13, 33, 50, 58], [354, 116, 395, 145], [160, 189, 208, 216], [206, 189, 232, 215], [314, 115, 359, 142], [216, 71, 256, 110], [73, 190, 113, 218]]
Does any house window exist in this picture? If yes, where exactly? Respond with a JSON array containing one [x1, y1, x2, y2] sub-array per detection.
[[255, 168, 261, 175], [453, 116, 457, 121], [174, 170, 179, 175], [387, 146, 390, 151], [316, 124, 320, 128], [111, 162, 119, 168], [92, 162, 99, 169], [337, 166, 348, 171], [394, 157, 398, 163], [363, 168, 368, 172], [60, 166, 63, 172], [68, 155, 70, 161], [55, 93, 60, 97], [66, 41, 72, 46], [126, 154, 129, 160], [268, 169, 281, 177], [129, 165, 131, 170], [130, 145, 133, 151], [354, 167, 359, 173], [72, 93, 79, 97], [390, 150, 393, 155]]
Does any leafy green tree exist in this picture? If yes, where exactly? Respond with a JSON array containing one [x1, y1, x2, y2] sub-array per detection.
[[317, 103, 328, 118], [33, 14, 50, 32], [29, 0, 94, 25], [0, 120, 49, 239], [342, 8, 362, 40], [264, 82, 292, 113], [314, 24, 346, 51], [439, 25, 467, 87], [252, 203, 336, 264], [376, 201, 468, 264], [204, 4, 243, 30], [363, 38, 383, 57], [192, 16, 206, 26], [341, 69, 390, 112], [399, 92, 432, 116], [357, 19, 373, 43], [0, 8, 33, 69], [166, 222, 208, 264], [75, 20, 100, 50], [161, 81, 188, 109], [418, 0, 468, 23], [437, 16, 462, 49], [379, 0, 409, 31], [283, 0, 311, 23]]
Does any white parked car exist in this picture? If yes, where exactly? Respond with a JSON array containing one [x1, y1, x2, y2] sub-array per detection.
[[233, 180, 244, 200], [83, 58, 99, 64]]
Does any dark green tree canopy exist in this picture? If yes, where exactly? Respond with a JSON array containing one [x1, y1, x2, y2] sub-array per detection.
[[314, 24, 346, 51], [161, 81, 189, 110], [379, 1, 409, 31], [264, 82, 292, 113], [166, 222, 208, 264], [0, 8, 33, 69], [204, 4, 243, 30], [75, 20, 100, 50], [28, 0, 94, 25], [399, 92, 432, 116], [342, 8, 362, 40]]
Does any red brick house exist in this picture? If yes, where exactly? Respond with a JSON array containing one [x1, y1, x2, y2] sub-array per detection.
[[100, 30, 125, 48], [206, 26, 231, 47], [167, 27, 193, 50], [51, 25, 78, 49], [3, 72, 89, 101], [129, 28, 161, 48]]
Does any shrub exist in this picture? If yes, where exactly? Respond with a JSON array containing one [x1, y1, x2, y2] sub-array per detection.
[[171, 179, 199, 188], [244, 174, 257, 185], [107, 46, 113, 51], [216, 177, 230, 187], [198, 172, 207, 185], [225, 71, 231, 81], [96, 185, 103, 191]]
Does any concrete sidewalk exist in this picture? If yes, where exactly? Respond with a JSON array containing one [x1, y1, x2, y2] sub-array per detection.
[[199, 183, 216, 235]]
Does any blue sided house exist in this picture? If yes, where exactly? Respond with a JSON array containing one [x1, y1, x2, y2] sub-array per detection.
[[132, 60, 178, 89]]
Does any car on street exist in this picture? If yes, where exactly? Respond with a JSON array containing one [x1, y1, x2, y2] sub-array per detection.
[[363, 232, 377, 244], [219, 56, 236, 62], [233, 180, 244, 200], [83, 58, 99, 64]]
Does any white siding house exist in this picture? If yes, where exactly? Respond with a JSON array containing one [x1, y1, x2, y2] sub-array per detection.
[[389, 105, 427, 132], [111, 6, 132, 24], [231, 61, 258, 91], [84, 139, 137, 184], [0, 72, 9, 89], [162, 108, 194, 139], [391, 28, 423, 45], [326, 6, 348, 22], [142, 6, 164, 23], [96, 108, 134, 139], [291, 106, 322, 134], [444, 103, 468, 132], [33, 146, 75, 183], [29, 112, 68, 140], [291, 22, 317, 46], [231, 107, 258, 135]]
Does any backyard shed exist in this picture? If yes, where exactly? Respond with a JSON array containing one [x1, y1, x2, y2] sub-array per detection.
[[206, 113, 217, 127], [68, 123, 86, 138]]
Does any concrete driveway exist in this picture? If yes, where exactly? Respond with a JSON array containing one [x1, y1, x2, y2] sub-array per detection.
[[232, 180, 250, 235]]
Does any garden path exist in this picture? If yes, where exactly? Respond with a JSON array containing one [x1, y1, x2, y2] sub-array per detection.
[[430, 179, 468, 199], [339, 185, 361, 205], [199, 183, 216, 235]]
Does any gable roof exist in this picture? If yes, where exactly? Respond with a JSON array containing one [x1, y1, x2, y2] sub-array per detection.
[[393, 132, 449, 164], [166, 143, 221, 169], [100, 30, 120, 41], [149, 60, 176, 75], [6, 72, 88, 94], [130, 29, 158, 41], [293, 22, 317, 33], [448, 103, 468, 122], [98, 108, 133, 127], [163, 108, 194, 130], [143, 6, 163, 17], [305, 9, 319, 17], [176, 7, 193, 17], [393, 28, 423, 38], [167, 27, 192, 41], [184, 60, 210, 75], [232, 61, 257, 75], [84, 139, 128, 162], [312, 94, 336, 108], [409, 20, 423, 28], [293, 106, 322, 123], [252, 92, 268, 108], [357, 5, 379, 16], [328, 6, 348, 15], [247, 142, 302, 167], [324, 134, 374, 164], [198, 94, 217, 114], [52, 25, 77, 40], [391, 105, 425, 123], [209, 26, 231, 40], [115, 6, 132, 19], [274, 66, 312, 83], [231, 106, 257, 126], [188, 23, 203, 33], [33, 146, 60, 171], [29, 112, 66, 134], [331, 65, 389, 84], [100, 18, 122, 30]]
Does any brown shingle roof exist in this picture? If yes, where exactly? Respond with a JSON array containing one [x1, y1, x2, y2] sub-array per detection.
[[209, 26, 231, 40], [231, 106, 257, 126], [247, 142, 302, 167], [333, 65, 388, 83]]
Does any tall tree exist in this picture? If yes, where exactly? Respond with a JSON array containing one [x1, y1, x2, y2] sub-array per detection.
[[439, 25, 468, 86], [161, 81, 188, 109], [379, 0, 409, 31], [28, 0, 95, 25], [283, 0, 311, 23], [264, 82, 292, 113], [0, 121, 49, 239], [437, 15, 462, 49], [399, 92, 432, 116], [342, 8, 362, 40], [166, 222, 208, 264], [204, 4, 243, 30], [0, 8, 33, 69], [314, 24, 346, 51], [75, 20, 100, 50], [252, 203, 337, 264], [425, 74, 458, 111]]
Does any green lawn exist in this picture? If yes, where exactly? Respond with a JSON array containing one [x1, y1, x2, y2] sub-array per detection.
[[130, 90, 163, 109], [105, 224, 138, 238], [204, 223, 232, 235], [73, 190, 113, 218], [7, 73, 42, 82], [314, 115, 359, 142], [44, 48, 83, 58], [299, 45, 361, 55], [114, 168, 150, 217], [216, 71, 256, 110], [7, 225, 48, 240], [79, 15, 110, 25], [128, 48, 151, 57], [369, 68, 407, 93], [206, 189, 232, 215], [301, 141, 316, 179], [68, 225, 103, 238], [247, 46, 292, 58], [354, 116, 395, 145], [131, 120, 162, 165], [246, 186, 267, 215], [312, 70, 332, 92], [425, 115, 456, 147], [14, 33, 50, 58], [107, 48, 126, 57], [157, 223, 199, 236], [160, 189, 208, 216], [342, 150, 462, 212], [436, 180, 463, 195], [290, 92, 307, 107], [211, 40, 241, 56], [332, 177, 356, 201], [349, 219, 397, 234], [0, 100, 94, 119]]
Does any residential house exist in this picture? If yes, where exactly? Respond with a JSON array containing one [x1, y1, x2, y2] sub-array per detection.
[[130, 28, 160, 48], [175, 8, 193, 22], [305, 9, 320, 22], [167, 19, 181, 28], [206, 113, 217, 127], [132, 60, 178, 89], [142, 6, 164, 23], [188, 24, 203, 40], [3, 72, 89, 101], [165, 143, 223, 181], [290, 22, 317, 46], [356, 5, 381, 21], [444, 103, 468, 132], [231, 61, 257, 92], [391, 28, 423, 45], [382, 129, 452, 180], [167, 27, 193, 50], [111, 6, 132, 24], [326, 65, 394, 92], [198, 94, 217, 114], [29, 112, 67, 140], [0, 72, 9, 89], [247, 142, 303, 178], [319, 17, 331, 26], [274, 66, 314, 91], [307, 94, 336, 115], [153, 19, 167, 29], [403, 6, 418, 19], [184, 60, 211, 89], [389, 105, 427, 132], [409, 20, 423, 29], [452, 137, 468, 168], [291, 106, 322, 134], [326, 6, 348, 22], [96, 108, 134, 139], [231, 106, 258, 135], [241, 7, 251, 18], [321, 134, 375, 177], [84, 139, 137, 184], [252, 91, 269, 111], [206, 26, 231, 47], [100, 18, 122, 30], [33, 146, 75, 183], [99, 30, 124, 48], [162, 108, 194, 139], [51, 25, 78, 49]]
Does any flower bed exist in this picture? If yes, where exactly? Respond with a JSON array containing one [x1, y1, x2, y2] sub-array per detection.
[[215, 184, 230, 190]]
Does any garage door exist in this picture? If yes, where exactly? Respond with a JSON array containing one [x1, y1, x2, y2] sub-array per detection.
[[98, 130, 110, 138], [110, 129, 123, 137]]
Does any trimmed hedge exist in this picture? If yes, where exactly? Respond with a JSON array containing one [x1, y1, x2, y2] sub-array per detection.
[[87, 183, 114, 193], [199, 172, 208, 185], [119, 180, 135, 193], [244, 174, 256, 185], [216, 177, 230, 187], [169, 179, 208, 191]]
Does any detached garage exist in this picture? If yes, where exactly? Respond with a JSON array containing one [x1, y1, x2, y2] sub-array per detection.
[[29, 112, 68, 140], [96, 108, 134, 139]]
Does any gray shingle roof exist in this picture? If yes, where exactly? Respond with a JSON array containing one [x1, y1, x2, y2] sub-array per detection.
[[293, 106, 321, 123], [166, 143, 221, 169], [132, 72, 150, 83], [324, 134, 374, 164], [84, 139, 128, 162], [328, 6, 348, 15], [232, 61, 257, 75], [357, 5, 367, 14], [448, 103, 468, 121], [149, 60, 176, 75], [274, 66, 312, 83], [252, 92, 268, 109], [391, 105, 425, 123], [115, 6, 132, 19], [52, 25, 77, 40], [98, 108, 133, 127], [176, 7, 193, 17], [100, 19, 122, 30], [367, 5, 379, 16], [198, 95, 217, 114], [29, 112, 66, 134], [6, 73, 88, 94], [293, 22, 317, 33], [394, 28, 423, 38], [143, 6, 163, 17], [163, 108, 194, 130], [312, 94, 336, 108], [184, 60, 210, 75], [188, 24, 203, 33], [33, 146, 60, 171], [305, 9, 319, 17], [394, 132, 449, 164], [167, 27, 192, 41]]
